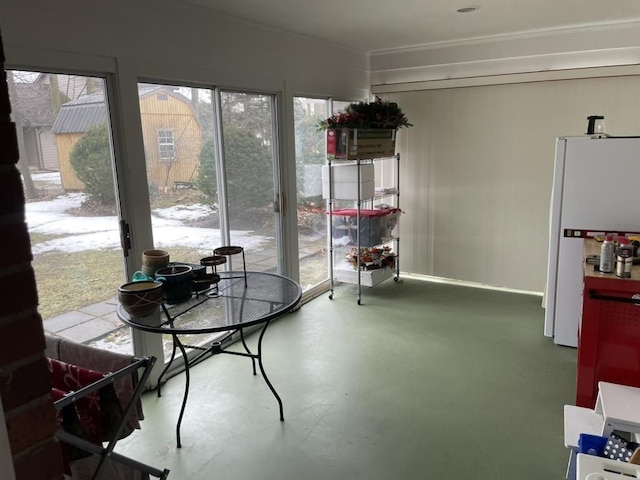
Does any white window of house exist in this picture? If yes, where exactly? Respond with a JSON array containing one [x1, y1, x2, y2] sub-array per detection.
[[158, 129, 175, 160]]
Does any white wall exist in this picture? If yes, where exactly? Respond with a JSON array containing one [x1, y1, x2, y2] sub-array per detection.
[[370, 18, 640, 293], [0, 0, 368, 98], [388, 75, 640, 292]]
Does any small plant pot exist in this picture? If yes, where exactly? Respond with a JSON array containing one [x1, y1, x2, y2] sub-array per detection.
[[155, 265, 193, 304], [141, 249, 170, 278], [118, 280, 164, 318]]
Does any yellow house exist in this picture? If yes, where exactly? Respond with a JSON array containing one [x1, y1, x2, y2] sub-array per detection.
[[53, 85, 203, 191]]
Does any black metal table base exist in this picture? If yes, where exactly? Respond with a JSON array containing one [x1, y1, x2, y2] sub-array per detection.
[[155, 320, 283, 448]]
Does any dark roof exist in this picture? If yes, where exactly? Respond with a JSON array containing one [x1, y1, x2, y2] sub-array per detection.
[[52, 86, 192, 134], [51, 93, 107, 134]]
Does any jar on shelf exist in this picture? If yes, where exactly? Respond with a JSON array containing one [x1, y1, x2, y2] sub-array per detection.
[[616, 237, 634, 279], [599, 234, 615, 274]]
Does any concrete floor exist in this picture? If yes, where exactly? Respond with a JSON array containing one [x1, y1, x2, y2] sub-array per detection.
[[114, 276, 577, 480]]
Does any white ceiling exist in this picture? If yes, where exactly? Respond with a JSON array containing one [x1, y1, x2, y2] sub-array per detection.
[[170, 0, 640, 53]]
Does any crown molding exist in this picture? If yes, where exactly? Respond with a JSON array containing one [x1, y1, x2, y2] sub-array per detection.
[[371, 64, 640, 94], [370, 21, 640, 88]]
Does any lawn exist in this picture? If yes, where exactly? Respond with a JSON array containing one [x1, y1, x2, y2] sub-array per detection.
[[32, 246, 212, 320]]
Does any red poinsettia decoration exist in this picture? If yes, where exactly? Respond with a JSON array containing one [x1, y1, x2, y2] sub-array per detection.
[[317, 97, 412, 131], [346, 246, 396, 270]]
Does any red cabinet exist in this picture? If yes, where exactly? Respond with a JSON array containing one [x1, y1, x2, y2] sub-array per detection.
[[577, 274, 640, 408]]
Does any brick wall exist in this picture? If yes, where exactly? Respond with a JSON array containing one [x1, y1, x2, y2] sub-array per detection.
[[0, 30, 66, 480]]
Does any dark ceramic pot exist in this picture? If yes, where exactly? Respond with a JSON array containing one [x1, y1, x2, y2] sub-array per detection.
[[155, 265, 193, 304], [167, 262, 208, 292]]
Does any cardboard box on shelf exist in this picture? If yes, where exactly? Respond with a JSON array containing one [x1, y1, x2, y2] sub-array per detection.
[[326, 128, 396, 160]]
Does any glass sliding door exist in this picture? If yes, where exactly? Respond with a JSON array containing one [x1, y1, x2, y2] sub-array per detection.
[[137, 83, 218, 265], [292, 97, 358, 294], [293, 97, 329, 291], [136, 84, 282, 360], [137, 82, 225, 358], [136, 85, 280, 273], [219, 91, 279, 273], [10, 70, 132, 352]]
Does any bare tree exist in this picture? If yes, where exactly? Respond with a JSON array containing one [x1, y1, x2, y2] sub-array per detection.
[[6, 71, 37, 199]]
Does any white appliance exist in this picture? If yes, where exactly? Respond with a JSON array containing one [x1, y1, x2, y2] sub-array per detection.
[[545, 136, 640, 347]]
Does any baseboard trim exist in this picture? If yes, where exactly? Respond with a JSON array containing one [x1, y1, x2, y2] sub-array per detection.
[[402, 272, 544, 297]]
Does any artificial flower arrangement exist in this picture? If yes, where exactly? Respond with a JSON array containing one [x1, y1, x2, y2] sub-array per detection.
[[317, 96, 413, 131], [346, 245, 396, 271]]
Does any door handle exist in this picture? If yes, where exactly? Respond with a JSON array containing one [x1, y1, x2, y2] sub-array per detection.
[[589, 289, 640, 305], [119, 219, 131, 257]]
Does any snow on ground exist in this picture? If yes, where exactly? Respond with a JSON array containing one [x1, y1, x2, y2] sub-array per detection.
[[153, 203, 213, 222], [25, 186, 267, 255], [30, 171, 63, 185]]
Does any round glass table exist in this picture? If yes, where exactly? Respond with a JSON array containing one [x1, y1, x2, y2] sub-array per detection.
[[118, 270, 302, 447]]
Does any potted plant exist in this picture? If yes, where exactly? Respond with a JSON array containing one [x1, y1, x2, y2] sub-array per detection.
[[317, 96, 412, 131], [318, 97, 412, 160]]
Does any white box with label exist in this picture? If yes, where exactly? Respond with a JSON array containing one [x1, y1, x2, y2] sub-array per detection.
[[322, 164, 375, 200]]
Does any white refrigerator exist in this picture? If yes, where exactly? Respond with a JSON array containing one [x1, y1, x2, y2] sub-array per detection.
[[545, 136, 640, 347]]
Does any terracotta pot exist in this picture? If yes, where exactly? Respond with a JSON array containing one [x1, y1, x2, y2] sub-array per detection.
[[141, 249, 170, 278], [118, 280, 164, 318]]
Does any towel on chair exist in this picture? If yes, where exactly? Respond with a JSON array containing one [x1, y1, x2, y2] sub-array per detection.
[[48, 357, 124, 464], [45, 332, 143, 432]]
